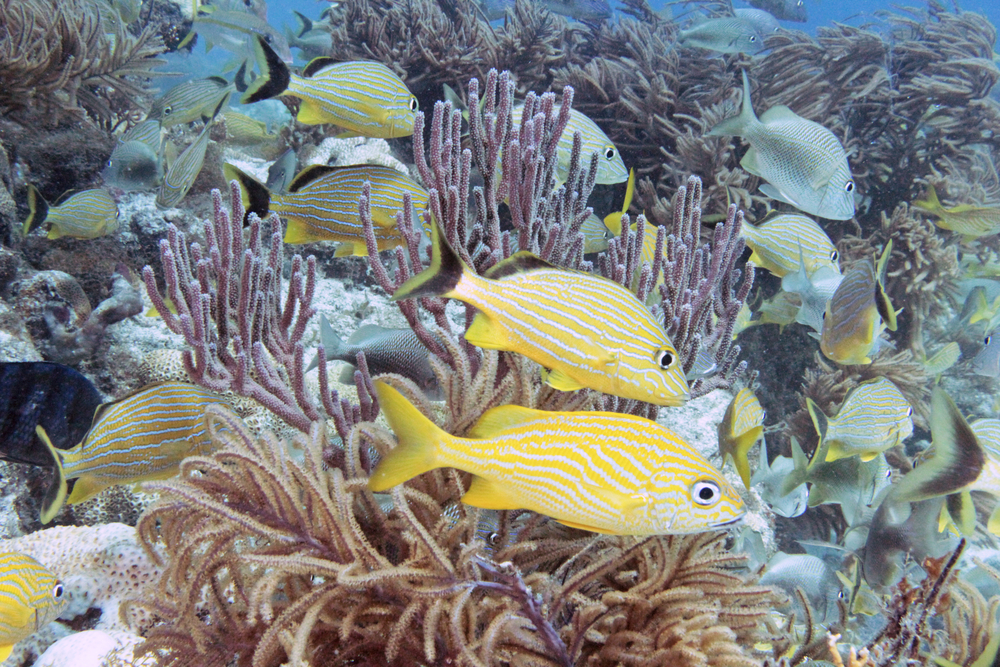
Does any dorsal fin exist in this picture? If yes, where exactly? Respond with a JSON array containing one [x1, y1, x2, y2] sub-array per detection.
[[483, 251, 557, 280], [287, 165, 339, 193], [86, 381, 171, 437], [302, 57, 339, 78], [206, 75, 229, 86]]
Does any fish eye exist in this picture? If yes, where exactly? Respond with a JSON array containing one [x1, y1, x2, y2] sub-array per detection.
[[488, 532, 500, 545], [264, 34, 273, 43], [830, 250, 839, 262], [906, 406, 913, 416], [52, 583, 64, 599], [163, 105, 172, 115], [604, 146, 615, 160], [986, 335, 992, 346], [749, 35, 757, 42], [408, 97, 418, 112], [691, 480, 720, 506], [845, 181, 855, 193], [656, 349, 675, 369]]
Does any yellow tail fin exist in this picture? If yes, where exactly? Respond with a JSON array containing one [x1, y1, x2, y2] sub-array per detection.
[[37, 426, 68, 525], [367, 382, 445, 491]]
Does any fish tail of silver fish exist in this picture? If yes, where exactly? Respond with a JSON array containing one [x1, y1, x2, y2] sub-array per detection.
[[308, 314, 346, 372], [242, 34, 291, 104], [37, 426, 68, 525], [707, 70, 756, 138], [393, 222, 465, 302]]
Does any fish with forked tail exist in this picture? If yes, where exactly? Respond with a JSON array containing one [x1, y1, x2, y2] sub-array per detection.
[[747, 0, 807, 22], [717, 387, 765, 488], [368, 381, 744, 535], [393, 222, 690, 406]]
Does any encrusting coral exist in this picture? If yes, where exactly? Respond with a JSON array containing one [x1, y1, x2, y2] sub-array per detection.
[[0, 0, 166, 125], [131, 70, 774, 666]]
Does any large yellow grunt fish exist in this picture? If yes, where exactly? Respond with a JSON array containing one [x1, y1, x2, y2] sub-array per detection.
[[243, 34, 417, 138], [806, 377, 913, 463], [0, 553, 67, 662], [23, 187, 119, 240], [394, 222, 691, 406], [740, 213, 840, 279], [912, 184, 1000, 238], [819, 241, 896, 365], [368, 382, 744, 535], [38, 382, 231, 524]]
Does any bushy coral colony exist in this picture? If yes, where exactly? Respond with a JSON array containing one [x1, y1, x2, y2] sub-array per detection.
[[4, 0, 1000, 665]]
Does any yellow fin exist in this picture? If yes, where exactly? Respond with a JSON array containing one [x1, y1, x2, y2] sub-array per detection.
[[367, 381, 444, 492], [66, 475, 111, 505], [581, 482, 645, 513], [461, 475, 521, 510], [543, 367, 585, 392], [38, 426, 67, 525], [296, 99, 328, 125], [859, 452, 878, 462], [0, 645, 14, 663], [283, 221, 328, 245], [988, 504, 1000, 536], [465, 312, 509, 350], [0, 600, 34, 630], [555, 519, 615, 534], [333, 243, 367, 258], [468, 404, 546, 439]]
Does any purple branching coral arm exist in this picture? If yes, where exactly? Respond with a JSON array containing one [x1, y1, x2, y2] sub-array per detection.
[[142, 183, 377, 436]]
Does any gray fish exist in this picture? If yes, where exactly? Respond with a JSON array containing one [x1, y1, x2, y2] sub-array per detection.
[[678, 17, 765, 55], [747, 0, 807, 22], [972, 332, 1000, 377], [708, 71, 856, 220], [103, 141, 163, 191], [751, 440, 808, 518], [759, 553, 843, 622], [182, 7, 293, 66], [780, 248, 843, 333], [734, 8, 781, 34], [265, 147, 296, 193], [286, 10, 334, 60], [308, 315, 441, 398], [156, 101, 223, 208], [477, 0, 612, 21]]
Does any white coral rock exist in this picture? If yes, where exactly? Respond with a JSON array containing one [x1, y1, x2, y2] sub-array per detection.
[[35, 630, 155, 667]]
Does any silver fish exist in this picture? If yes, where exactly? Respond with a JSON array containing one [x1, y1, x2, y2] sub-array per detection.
[[103, 141, 163, 191], [972, 332, 1000, 377], [760, 553, 843, 622], [678, 17, 765, 55], [751, 440, 808, 518], [184, 7, 292, 65], [708, 71, 856, 220], [308, 315, 441, 398], [285, 10, 334, 60], [265, 147, 296, 193], [747, 0, 807, 22]]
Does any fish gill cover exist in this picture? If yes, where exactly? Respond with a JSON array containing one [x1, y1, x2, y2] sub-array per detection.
[[0, 0, 999, 665]]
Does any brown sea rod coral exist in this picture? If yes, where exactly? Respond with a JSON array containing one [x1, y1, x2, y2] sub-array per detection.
[[0, 0, 165, 125], [133, 405, 781, 667]]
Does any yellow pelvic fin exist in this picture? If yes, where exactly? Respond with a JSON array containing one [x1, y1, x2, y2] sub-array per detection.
[[296, 99, 329, 126], [461, 475, 522, 510], [731, 427, 763, 488], [859, 451, 879, 463], [0, 600, 34, 630], [464, 312, 509, 350], [555, 519, 615, 534], [542, 367, 585, 392], [332, 242, 368, 258], [0, 645, 15, 663], [283, 220, 330, 245], [367, 381, 445, 492], [66, 474, 112, 506]]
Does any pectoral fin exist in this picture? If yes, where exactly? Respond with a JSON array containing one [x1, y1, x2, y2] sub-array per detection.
[[542, 367, 585, 391], [461, 476, 521, 510], [465, 312, 509, 350], [296, 99, 328, 125]]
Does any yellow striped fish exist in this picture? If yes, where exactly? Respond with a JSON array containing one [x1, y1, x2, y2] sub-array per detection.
[[369, 382, 744, 535], [149, 76, 234, 128], [394, 222, 690, 405], [717, 387, 765, 488], [225, 162, 429, 256], [513, 106, 628, 185], [243, 35, 417, 138], [741, 213, 840, 279], [156, 101, 224, 208], [22, 187, 119, 240], [580, 213, 613, 253], [0, 553, 66, 662], [807, 377, 912, 463], [912, 184, 1000, 238], [222, 109, 280, 145], [820, 241, 896, 365], [122, 118, 163, 150], [38, 382, 230, 524]]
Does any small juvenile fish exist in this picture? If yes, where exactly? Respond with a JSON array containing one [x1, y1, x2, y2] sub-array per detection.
[[734, 8, 781, 34], [244, 35, 417, 138], [580, 213, 613, 253], [307, 315, 441, 397], [23, 187, 119, 240], [0, 552, 67, 662], [265, 147, 296, 193], [678, 16, 765, 55], [225, 162, 428, 256], [747, 0, 806, 22], [741, 213, 840, 279], [717, 387, 765, 488], [38, 382, 231, 524], [102, 141, 163, 191], [368, 381, 744, 535], [820, 241, 896, 365], [912, 184, 1000, 238], [0, 362, 103, 467], [221, 109, 279, 144], [394, 222, 691, 406], [708, 71, 855, 220], [157, 101, 224, 208], [149, 76, 235, 128], [807, 377, 913, 463], [963, 286, 1000, 327], [759, 553, 843, 623], [972, 333, 1000, 377]]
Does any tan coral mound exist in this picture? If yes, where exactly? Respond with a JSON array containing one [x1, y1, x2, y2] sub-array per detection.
[[133, 406, 780, 667]]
